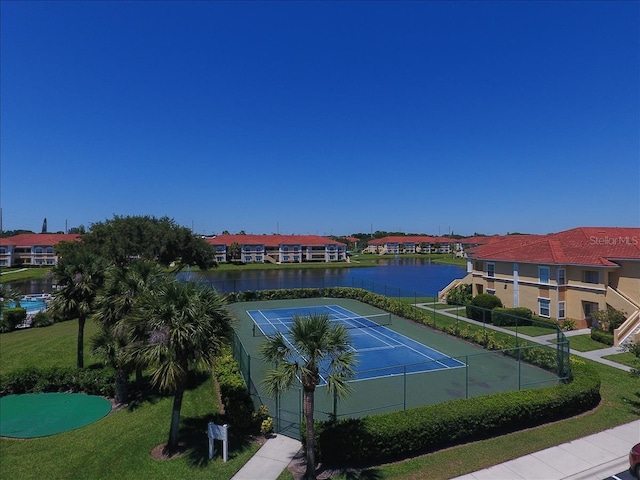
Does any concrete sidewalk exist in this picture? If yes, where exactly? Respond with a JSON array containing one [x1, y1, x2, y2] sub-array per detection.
[[451, 420, 640, 480], [231, 434, 301, 480]]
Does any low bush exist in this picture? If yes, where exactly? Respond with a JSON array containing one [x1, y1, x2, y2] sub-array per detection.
[[0, 365, 116, 397], [0, 307, 27, 333], [491, 307, 533, 327], [316, 360, 600, 466], [590, 328, 614, 346], [466, 294, 503, 322], [446, 284, 472, 306], [213, 347, 256, 431], [31, 311, 54, 328]]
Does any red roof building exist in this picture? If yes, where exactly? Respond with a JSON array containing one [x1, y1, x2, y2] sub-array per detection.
[[206, 234, 347, 264], [0, 233, 81, 267]]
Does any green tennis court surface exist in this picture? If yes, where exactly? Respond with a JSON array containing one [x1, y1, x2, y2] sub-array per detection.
[[0, 393, 112, 438], [249, 304, 465, 382]]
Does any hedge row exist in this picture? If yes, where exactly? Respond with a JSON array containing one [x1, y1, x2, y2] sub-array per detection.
[[0, 365, 116, 397], [212, 347, 259, 432], [315, 360, 600, 466], [590, 328, 614, 346]]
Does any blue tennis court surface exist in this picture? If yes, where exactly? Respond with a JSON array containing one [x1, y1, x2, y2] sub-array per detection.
[[247, 305, 465, 383]]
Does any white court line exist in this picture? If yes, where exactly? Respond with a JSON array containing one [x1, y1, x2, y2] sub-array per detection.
[[324, 305, 464, 370], [248, 309, 329, 385]]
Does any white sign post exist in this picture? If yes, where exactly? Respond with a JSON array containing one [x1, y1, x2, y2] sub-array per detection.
[[207, 423, 229, 462]]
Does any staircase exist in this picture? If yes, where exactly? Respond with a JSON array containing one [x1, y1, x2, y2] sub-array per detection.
[[607, 286, 640, 347]]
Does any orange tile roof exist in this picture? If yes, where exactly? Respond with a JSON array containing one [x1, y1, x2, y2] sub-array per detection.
[[469, 227, 640, 266], [206, 234, 346, 248], [0, 233, 81, 246]]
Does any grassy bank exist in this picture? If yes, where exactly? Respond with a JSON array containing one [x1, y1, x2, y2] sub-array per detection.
[[0, 320, 260, 479]]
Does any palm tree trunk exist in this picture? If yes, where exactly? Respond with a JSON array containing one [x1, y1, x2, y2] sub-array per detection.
[[166, 379, 186, 454], [77, 315, 85, 369], [303, 387, 316, 480], [115, 367, 128, 405]]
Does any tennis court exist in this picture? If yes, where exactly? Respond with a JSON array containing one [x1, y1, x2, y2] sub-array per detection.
[[249, 304, 465, 382], [230, 297, 561, 439]]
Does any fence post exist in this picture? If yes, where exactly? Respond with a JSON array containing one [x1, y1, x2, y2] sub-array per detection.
[[465, 356, 469, 399], [403, 365, 407, 411]]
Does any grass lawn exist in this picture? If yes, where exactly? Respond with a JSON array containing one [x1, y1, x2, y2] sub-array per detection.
[[603, 351, 639, 369], [503, 325, 558, 337], [562, 334, 612, 352], [0, 321, 260, 479], [0, 267, 52, 282]]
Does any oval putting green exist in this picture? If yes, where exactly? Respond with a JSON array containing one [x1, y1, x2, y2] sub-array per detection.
[[0, 392, 112, 438]]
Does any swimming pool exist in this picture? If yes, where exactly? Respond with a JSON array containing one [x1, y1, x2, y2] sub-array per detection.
[[7, 298, 47, 314]]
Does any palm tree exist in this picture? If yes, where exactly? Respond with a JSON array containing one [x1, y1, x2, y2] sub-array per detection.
[[129, 277, 234, 454], [48, 253, 106, 368], [92, 261, 163, 404], [260, 314, 356, 480]]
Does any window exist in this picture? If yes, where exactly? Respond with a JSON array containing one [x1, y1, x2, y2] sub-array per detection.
[[539, 298, 551, 318], [216, 246, 225, 252], [293, 255, 300, 262], [539, 266, 550, 284], [283, 255, 289, 261], [282, 246, 289, 252], [558, 301, 566, 319], [0, 247, 5, 254], [256, 256, 262, 262], [244, 256, 251, 262], [46, 247, 54, 254], [584, 270, 599, 284], [243, 246, 251, 252], [487, 262, 495, 278], [256, 246, 263, 252], [557, 268, 566, 285], [486, 289, 496, 295], [35, 247, 43, 254]]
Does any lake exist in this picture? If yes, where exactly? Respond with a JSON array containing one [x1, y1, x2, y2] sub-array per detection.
[[9, 258, 466, 299], [180, 258, 466, 298]]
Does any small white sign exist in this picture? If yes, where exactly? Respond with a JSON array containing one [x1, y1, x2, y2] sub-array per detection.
[[207, 423, 228, 462]]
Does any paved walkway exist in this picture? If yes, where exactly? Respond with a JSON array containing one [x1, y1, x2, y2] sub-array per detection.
[[231, 434, 301, 480], [451, 420, 640, 480], [232, 305, 637, 480]]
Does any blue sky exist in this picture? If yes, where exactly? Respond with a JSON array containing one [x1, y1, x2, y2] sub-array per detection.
[[1, 1, 638, 237]]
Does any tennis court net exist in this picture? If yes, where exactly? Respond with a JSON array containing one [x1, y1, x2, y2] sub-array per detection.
[[253, 312, 392, 337]]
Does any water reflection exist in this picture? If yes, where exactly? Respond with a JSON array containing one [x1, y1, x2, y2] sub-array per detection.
[[8, 258, 466, 298]]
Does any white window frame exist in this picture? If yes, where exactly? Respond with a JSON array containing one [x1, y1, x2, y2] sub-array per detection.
[[558, 301, 566, 319], [557, 268, 566, 285], [539, 298, 551, 318], [487, 262, 495, 278], [539, 266, 550, 284]]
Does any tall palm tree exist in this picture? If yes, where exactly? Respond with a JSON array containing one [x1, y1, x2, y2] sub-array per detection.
[[129, 277, 234, 454], [49, 253, 106, 368], [260, 314, 356, 480], [92, 260, 163, 404]]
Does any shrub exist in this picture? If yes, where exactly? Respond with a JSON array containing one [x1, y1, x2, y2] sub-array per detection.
[[31, 311, 54, 328], [491, 307, 533, 327], [0, 307, 27, 332], [316, 361, 599, 466], [591, 306, 626, 333], [590, 328, 614, 346], [446, 284, 472, 306], [213, 348, 256, 431], [466, 294, 503, 322], [0, 366, 116, 397]]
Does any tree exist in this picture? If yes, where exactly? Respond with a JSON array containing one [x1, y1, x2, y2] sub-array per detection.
[[92, 260, 163, 404], [81, 215, 217, 269], [129, 278, 234, 454], [260, 314, 356, 480], [48, 252, 106, 368], [228, 242, 241, 262]]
